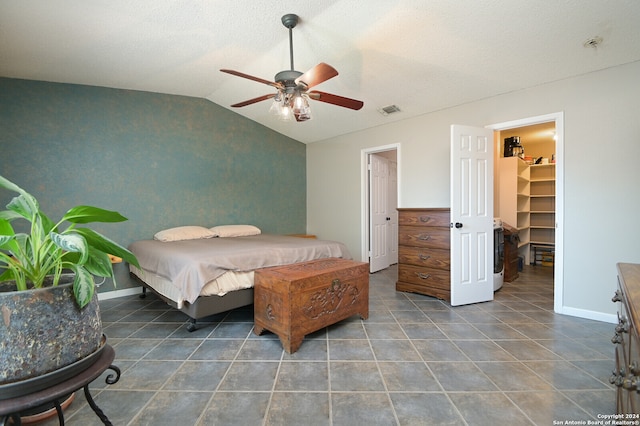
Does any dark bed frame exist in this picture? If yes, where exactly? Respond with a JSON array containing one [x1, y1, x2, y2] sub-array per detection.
[[129, 272, 254, 332]]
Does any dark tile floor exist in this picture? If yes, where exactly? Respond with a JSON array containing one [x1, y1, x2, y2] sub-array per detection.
[[45, 264, 615, 425]]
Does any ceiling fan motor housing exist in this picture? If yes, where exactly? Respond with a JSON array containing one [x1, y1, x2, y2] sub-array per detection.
[[275, 70, 304, 89]]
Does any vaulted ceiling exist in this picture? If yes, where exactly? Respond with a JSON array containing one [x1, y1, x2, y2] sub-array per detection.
[[2, 1, 639, 143]]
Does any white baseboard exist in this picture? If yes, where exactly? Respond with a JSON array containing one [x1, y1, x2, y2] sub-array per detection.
[[558, 305, 617, 324], [97, 287, 141, 301]]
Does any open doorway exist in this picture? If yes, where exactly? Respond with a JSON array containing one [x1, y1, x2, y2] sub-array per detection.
[[361, 144, 400, 273], [488, 112, 564, 313]]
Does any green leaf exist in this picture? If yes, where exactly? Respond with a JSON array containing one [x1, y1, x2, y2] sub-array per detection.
[[39, 211, 56, 234], [6, 194, 39, 220], [0, 219, 19, 251], [50, 232, 88, 264], [0, 218, 16, 236], [0, 175, 27, 194], [62, 206, 128, 224], [72, 266, 94, 309], [0, 176, 36, 203], [12, 234, 29, 252], [0, 268, 15, 282], [0, 220, 22, 264], [83, 249, 114, 278], [0, 234, 19, 255], [0, 210, 23, 221], [74, 227, 139, 268]]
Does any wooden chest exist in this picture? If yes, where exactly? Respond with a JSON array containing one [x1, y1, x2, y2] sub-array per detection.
[[396, 208, 451, 301], [254, 258, 369, 354]]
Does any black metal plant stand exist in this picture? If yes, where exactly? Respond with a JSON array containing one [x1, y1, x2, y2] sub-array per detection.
[[0, 345, 120, 425]]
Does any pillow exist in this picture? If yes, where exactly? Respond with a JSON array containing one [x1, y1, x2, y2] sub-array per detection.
[[210, 224, 261, 238], [154, 226, 216, 242]]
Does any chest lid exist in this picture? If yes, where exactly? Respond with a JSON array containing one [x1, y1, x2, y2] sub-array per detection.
[[259, 257, 367, 281]]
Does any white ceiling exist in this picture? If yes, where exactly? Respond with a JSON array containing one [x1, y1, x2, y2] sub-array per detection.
[[2, 1, 639, 144]]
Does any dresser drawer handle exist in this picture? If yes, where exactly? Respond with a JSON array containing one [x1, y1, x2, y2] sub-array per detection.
[[418, 234, 431, 241], [622, 376, 639, 391], [416, 272, 431, 280], [616, 314, 628, 334], [610, 369, 625, 387], [419, 216, 430, 222], [419, 254, 431, 261], [611, 333, 623, 345], [612, 290, 623, 303]]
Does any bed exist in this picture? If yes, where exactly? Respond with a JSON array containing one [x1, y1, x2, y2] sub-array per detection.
[[127, 229, 351, 331]]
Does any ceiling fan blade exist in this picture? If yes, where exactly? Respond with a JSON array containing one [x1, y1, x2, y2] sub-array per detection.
[[295, 63, 338, 89], [230, 94, 276, 108], [220, 69, 283, 89], [308, 91, 364, 110]]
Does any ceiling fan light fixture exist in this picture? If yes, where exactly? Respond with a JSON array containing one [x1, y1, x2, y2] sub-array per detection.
[[279, 105, 294, 122], [293, 93, 305, 109], [270, 90, 311, 121], [271, 95, 293, 121], [293, 93, 312, 121]]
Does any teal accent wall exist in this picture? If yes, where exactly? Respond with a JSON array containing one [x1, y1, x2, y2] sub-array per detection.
[[0, 78, 306, 292]]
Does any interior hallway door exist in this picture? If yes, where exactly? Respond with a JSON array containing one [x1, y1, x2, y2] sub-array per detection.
[[368, 154, 398, 272]]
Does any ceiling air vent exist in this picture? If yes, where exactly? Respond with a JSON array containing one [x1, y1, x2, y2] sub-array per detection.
[[378, 105, 401, 116]]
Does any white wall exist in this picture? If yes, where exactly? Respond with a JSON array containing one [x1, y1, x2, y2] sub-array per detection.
[[307, 60, 640, 320]]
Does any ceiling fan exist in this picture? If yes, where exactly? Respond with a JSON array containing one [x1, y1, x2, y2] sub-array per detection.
[[220, 13, 364, 122]]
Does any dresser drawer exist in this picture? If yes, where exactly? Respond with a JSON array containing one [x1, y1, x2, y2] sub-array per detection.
[[398, 209, 450, 227], [397, 264, 450, 290], [398, 246, 449, 270], [398, 226, 450, 250]]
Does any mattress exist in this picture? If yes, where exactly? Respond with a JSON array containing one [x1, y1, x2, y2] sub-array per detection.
[[129, 265, 253, 308], [128, 234, 351, 306]]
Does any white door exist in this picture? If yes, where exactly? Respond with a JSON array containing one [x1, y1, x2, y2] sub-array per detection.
[[369, 154, 390, 272], [450, 125, 494, 306], [388, 160, 398, 265]]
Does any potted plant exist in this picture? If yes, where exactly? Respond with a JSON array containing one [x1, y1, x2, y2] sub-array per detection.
[[0, 174, 139, 395]]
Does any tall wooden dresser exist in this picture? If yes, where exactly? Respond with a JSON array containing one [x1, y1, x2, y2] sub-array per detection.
[[611, 263, 640, 414], [396, 208, 451, 301]]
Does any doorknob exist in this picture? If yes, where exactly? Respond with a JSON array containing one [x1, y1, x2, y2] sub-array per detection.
[[454, 222, 463, 229]]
